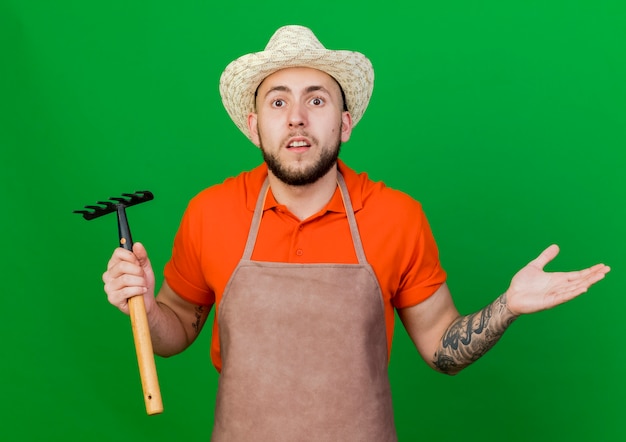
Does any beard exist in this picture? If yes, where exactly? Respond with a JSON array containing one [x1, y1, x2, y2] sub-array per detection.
[[259, 133, 342, 186]]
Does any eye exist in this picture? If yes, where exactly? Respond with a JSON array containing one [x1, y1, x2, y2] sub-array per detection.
[[310, 97, 324, 106], [272, 99, 286, 108]]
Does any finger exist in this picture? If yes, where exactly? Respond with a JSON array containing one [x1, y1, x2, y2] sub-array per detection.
[[576, 263, 610, 280], [106, 287, 147, 315], [106, 247, 139, 271], [106, 283, 148, 299], [579, 265, 610, 287], [565, 264, 610, 287], [530, 244, 560, 269], [550, 266, 609, 302], [103, 269, 148, 310], [104, 272, 148, 291], [103, 259, 145, 281]]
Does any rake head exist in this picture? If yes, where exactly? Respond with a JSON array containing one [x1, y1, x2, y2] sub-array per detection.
[[74, 190, 154, 220]]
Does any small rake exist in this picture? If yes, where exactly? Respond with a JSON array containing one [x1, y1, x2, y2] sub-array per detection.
[[74, 190, 163, 415]]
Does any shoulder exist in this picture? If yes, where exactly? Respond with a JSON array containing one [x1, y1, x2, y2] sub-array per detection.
[[174, 164, 267, 261], [339, 160, 426, 223]]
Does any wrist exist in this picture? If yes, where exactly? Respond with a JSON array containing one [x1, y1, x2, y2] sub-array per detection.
[[500, 291, 521, 318]]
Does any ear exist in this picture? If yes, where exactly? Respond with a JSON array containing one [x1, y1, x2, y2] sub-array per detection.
[[247, 113, 261, 147], [340, 111, 353, 143]]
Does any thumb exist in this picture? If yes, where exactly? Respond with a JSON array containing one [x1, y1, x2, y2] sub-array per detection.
[[530, 244, 560, 269], [132, 241, 156, 290], [132, 242, 153, 275], [132, 241, 148, 260]]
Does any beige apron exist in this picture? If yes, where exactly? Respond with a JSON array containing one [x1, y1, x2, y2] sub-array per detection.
[[212, 173, 397, 441]]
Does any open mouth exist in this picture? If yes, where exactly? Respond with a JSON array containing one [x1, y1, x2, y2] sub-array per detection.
[[288, 140, 310, 148], [286, 138, 312, 151]]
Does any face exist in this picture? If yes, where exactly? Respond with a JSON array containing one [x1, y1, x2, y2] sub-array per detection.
[[248, 67, 353, 186]]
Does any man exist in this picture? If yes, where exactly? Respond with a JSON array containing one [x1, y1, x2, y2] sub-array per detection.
[[103, 25, 610, 441]]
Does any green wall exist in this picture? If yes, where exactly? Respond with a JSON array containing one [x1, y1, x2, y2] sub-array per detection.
[[2, 1, 624, 440]]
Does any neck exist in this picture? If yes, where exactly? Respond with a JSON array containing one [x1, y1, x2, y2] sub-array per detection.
[[267, 164, 339, 221]]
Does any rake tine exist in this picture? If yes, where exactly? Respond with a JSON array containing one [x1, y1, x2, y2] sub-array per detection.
[[73, 209, 93, 219], [73, 191, 154, 220], [110, 197, 130, 204], [96, 202, 118, 211]]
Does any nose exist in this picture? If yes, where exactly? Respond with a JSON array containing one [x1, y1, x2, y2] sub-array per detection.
[[287, 102, 306, 128]]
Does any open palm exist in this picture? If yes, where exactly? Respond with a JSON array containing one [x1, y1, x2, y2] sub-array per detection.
[[505, 245, 610, 315]]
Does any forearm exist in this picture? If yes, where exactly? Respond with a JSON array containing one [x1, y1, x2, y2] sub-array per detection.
[[433, 293, 518, 375], [143, 302, 185, 357]]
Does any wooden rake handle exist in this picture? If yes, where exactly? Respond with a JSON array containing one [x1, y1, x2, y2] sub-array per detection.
[[129, 295, 163, 415], [118, 205, 163, 415]]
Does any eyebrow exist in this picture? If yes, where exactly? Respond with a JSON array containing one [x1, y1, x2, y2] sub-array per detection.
[[262, 85, 331, 99]]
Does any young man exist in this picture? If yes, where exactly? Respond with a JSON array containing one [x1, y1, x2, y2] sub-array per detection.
[[103, 25, 610, 441]]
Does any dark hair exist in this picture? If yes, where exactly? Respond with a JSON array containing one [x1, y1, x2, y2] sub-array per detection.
[[338, 84, 348, 112]]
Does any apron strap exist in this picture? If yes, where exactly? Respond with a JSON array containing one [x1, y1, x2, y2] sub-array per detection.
[[242, 171, 367, 265], [242, 178, 269, 260], [337, 172, 368, 265]]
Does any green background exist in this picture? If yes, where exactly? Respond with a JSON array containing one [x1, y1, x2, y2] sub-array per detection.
[[2, 0, 624, 440]]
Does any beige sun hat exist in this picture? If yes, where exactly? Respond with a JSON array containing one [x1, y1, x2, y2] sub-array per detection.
[[219, 25, 374, 140]]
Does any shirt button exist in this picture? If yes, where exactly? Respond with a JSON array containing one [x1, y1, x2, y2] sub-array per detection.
[[296, 249, 303, 256]]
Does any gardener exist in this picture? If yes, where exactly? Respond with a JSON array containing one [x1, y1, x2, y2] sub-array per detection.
[[102, 25, 610, 441]]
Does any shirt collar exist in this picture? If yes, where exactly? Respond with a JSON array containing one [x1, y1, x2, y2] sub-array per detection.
[[245, 159, 364, 214]]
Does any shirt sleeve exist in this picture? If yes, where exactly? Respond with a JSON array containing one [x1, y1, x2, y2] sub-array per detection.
[[163, 196, 216, 306], [390, 201, 447, 309]]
